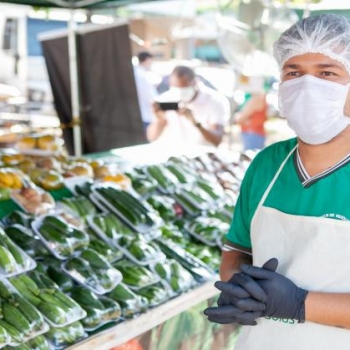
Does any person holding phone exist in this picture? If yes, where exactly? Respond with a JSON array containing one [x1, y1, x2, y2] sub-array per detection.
[[204, 13, 350, 350], [147, 66, 230, 147]]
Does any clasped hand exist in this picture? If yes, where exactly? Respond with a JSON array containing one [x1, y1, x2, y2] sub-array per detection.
[[204, 258, 308, 326]]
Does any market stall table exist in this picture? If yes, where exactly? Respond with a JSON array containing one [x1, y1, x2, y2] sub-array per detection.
[[66, 281, 219, 350]]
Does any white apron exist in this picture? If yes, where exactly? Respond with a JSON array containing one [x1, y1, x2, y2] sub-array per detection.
[[234, 146, 350, 350]]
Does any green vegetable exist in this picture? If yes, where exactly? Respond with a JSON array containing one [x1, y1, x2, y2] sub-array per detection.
[[12, 294, 45, 331], [80, 249, 110, 270], [0, 246, 17, 274], [99, 297, 121, 320], [46, 265, 74, 292], [0, 325, 8, 344], [82, 307, 102, 328], [0, 320, 23, 343], [37, 302, 66, 325], [70, 286, 105, 310], [26, 335, 51, 350], [2, 303, 31, 335], [0, 280, 11, 299]]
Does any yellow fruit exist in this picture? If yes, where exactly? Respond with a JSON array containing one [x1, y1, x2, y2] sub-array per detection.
[[69, 163, 94, 177], [9, 172, 22, 189], [40, 170, 64, 190], [18, 159, 36, 173], [36, 135, 57, 151], [2, 153, 24, 165], [28, 168, 46, 185], [0, 172, 13, 188], [94, 165, 111, 179], [90, 160, 103, 169], [17, 136, 36, 150]]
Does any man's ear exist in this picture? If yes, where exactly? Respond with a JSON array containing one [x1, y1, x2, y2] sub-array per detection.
[[344, 88, 350, 117]]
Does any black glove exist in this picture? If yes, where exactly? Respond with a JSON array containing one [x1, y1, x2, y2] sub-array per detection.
[[217, 258, 277, 307], [204, 267, 269, 326], [204, 304, 263, 325], [238, 258, 308, 323]]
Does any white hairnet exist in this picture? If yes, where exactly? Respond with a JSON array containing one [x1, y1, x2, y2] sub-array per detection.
[[273, 14, 350, 74]]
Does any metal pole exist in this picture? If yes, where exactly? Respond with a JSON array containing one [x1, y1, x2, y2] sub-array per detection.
[[68, 9, 82, 156]]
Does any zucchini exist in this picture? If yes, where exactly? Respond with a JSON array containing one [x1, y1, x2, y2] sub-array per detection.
[[0, 320, 23, 343], [10, 278, 41, 306], [99, 297, 121, 320], [12, 295, 45, 331], [0, 246, 17, 274], [70, 286, 104, 310], [80, 249, 110, 270], [82, 307, 102, 328], [37, 301, 66, 325], [17, 275, 41, 296], [47, 265, 74, 292], [42, 216, 68, 231], [26, 335, 51, 350], [0, 280, 11, 299], [2, 303, 32, 335]]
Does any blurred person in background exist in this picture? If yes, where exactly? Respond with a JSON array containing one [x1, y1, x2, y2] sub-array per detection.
[[147, 65, 230, 147], [133, 51, 158, 131], [234, 76, 268, 150]]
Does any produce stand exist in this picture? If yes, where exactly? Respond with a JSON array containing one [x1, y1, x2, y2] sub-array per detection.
[[66, 281, 219, 350], [0, 141, 253, 350]]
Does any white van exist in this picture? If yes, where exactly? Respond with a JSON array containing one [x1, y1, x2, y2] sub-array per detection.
[[0, 4, 68, 109]]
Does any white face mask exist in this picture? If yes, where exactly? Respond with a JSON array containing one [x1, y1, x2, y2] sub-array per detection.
[[278, 75, 350, 145], [171, 86, 197, 103]]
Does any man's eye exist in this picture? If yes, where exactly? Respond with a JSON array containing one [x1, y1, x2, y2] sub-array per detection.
[[321, 71, 336, 76], [286, 71, 299, 76]]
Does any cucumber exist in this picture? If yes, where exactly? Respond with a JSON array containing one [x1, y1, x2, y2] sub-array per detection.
[[17, 275, 41, 296], [0, 280, 11, 299], [10, 278, 41, 306], [0, 325, 8, 344], [80, 249, 110, 270], [12, 295, 45, 331], [53, 290, 81, 311], [2, 239, 26, 268], [0, 246, 17, 274], [47, 265, 74, 292], [108, 283, 138, 302], [42, 216, 68, 231], [39, 292, 70, 313], [37, 302, 66, 325], [26, 335, 51, 350], [2, 303, 32, 335], [5, 225, 35, 251], [0, 320, 23, 343], [38, 224, 73, 257], [70, 286, 104, 310], [82, 307, 102, 328], [29, 271, 57, 290], [69, 229, 90, 250], [99, 297, 121, 320]]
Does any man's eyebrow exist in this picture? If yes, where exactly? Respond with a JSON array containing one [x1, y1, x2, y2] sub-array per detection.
[[315, 63, 343, 69], [282, 64, 299, 70], [282, 63, 343, 70]]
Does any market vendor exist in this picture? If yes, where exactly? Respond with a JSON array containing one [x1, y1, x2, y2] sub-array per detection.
[[147, 66, 230, 147], [204, 13, 350, 350]]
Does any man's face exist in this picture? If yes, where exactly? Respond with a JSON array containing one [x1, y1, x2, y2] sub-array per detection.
[[281, 53, 350, 85], [169, 75, 194, 88], [142, 58, 153, 70]]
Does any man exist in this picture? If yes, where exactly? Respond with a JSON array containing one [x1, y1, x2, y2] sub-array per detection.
[[204, 14, 350, 349], [235, 75, 268, 150], [147, 66, 230, 147], [133, 51, 158, 130]]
